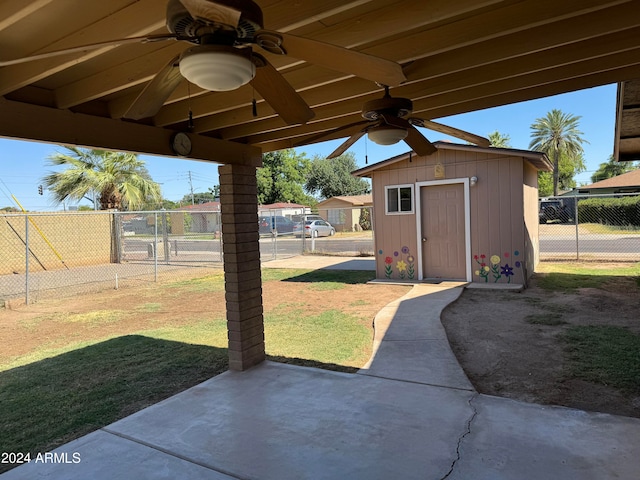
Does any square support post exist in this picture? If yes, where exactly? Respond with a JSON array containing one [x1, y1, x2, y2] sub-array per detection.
[[219, 164, 265, 371]]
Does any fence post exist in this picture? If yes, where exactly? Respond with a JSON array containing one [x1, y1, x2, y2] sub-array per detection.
[[25, 215, 29, 305], [154, 212, 158, 282], [574, 200, 580, 261], [161, 210, 170, 264]]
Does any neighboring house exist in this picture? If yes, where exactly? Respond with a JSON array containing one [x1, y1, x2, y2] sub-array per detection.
[[574, 169, 640, 195], [258, 202, 311, 219], [316, 194, 373, 232], [173, 201, 221, 234], [353, 142, 552, 286]]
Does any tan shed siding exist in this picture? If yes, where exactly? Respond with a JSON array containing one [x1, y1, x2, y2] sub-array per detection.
[[372, 166, 418, 280], [523, 161, 540, 278]]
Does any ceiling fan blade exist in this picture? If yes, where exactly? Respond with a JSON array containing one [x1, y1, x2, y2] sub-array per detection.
[[299, 120, 370, 146], [254, 30, 406, 87], [381, 114, 437, 156], [123, 56, 183, 120], [0, 34, 177, 67], [180, 0, 241, 27], [250, 54, 314, 125], [411, 118, 491, 147], [327, 131, 367, 159], [404, 124, 437, 156]]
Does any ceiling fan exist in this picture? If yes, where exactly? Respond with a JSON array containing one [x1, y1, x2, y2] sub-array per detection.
[[1, 0, 406, 125], [303, 86, 491, 158]]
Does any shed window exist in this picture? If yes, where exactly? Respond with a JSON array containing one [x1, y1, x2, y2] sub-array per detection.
[[386, 185, 414, 214]]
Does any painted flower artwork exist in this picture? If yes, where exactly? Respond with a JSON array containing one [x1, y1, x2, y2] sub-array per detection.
[[384, 256, 393, 278], [380, 246, 415, 280], [474, 250, 522, 283]]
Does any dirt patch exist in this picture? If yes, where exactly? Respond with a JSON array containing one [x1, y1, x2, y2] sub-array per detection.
[[441, 275, 640, 418]]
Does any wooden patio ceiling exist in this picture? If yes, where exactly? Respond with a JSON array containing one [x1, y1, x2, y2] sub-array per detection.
[[2, 0, 640, 165], [615, 79, 640, 162]]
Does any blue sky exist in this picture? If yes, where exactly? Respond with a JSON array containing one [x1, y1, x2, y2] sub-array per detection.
[[0, 83, 618, 211]]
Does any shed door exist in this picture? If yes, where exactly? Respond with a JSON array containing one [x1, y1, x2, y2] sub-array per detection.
[[421, 184, 466, 279]]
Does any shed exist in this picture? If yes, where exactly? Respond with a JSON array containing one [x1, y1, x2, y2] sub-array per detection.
[[316, 195, 373, 232], [353, 142, 552, 286]]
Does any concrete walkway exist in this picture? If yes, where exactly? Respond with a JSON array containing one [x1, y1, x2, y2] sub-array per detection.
[[359, 283, 473, 390], [3, 259, 640, 479]]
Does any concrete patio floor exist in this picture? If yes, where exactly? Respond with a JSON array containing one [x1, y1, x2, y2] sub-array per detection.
[[3, 261, 640, 479]]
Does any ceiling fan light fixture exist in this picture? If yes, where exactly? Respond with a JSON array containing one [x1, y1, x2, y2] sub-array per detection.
[[368, 125, 408, 145], [180, 45, 255, 92]]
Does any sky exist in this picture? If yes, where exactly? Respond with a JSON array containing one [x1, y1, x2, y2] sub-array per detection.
[[0, 83, 618, 212]]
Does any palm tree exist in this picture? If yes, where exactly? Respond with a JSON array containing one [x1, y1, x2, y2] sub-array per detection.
[[42, 147, 162, 210], [529, 109, 587, 196], [487, 130, 511, 148]]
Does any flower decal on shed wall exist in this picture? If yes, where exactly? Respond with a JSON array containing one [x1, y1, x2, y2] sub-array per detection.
[[379, 247, 415, 280], [474, 251, 522, 283]]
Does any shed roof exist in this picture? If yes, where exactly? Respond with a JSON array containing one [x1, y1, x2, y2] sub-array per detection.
[[579, 168, 640, 189], [352, 142, 552, 177], [316, 195, 372, 207]]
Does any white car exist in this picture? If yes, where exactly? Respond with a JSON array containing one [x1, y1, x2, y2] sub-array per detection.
[[293, 219, 336, 237]]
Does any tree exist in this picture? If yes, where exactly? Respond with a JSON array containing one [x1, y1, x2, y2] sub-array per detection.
[[305, 152, 370, 199], [537, 151, 586, 197], [179, 191, 216, 205], [487, 130, 511, 148], [590, 155, 639, 183], [42, 147, 162, 210], [529, 109, 587, 196], [257, 149, 315, 205]]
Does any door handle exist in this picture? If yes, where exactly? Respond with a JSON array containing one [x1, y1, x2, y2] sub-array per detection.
[[422, 237, 427, 242]]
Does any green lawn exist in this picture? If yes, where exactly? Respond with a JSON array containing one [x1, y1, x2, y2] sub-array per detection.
[[563, 326, 640, 394], [0, 269, 382, 472], [535, 262, 640, 291]]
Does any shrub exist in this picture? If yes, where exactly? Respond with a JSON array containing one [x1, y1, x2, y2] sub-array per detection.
[[578, 196, 640, 226]]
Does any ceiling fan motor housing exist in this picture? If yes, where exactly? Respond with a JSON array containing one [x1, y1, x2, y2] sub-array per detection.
[[167, 0, 264, 42], [362, 96, 413, 121]]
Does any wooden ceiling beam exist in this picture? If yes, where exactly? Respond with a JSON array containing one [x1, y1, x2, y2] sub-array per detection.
[[0, 97, 262, 166], [0, 0, 53, 33], [55, 43, 186, 109], [0, 0, 165, 96], [250, 60, 640, 152], [209, 28, 640, 141], [144, 0, 524, 125], [146, 0, 638, 129], [95, 0, 382, 117], [107, 0, 508, 120]]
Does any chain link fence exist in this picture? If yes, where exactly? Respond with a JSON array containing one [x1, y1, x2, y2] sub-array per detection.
[[538, 193, 640, 261], [259, 207, 375, 259], [1, 208, 376, 305], [0, 210, 224, 306]]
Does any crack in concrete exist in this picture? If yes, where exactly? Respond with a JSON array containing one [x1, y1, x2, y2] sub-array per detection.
[[440, 393, 479, 480]]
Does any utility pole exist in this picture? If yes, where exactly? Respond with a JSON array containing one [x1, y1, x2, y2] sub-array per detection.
[[188, 170, 195, 205]]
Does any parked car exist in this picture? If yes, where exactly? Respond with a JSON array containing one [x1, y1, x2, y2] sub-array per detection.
[[290, 214, 324, 223], [293, 219, 336, 237], [539, 199, 574, 224], [258, 215, 296, 235]]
